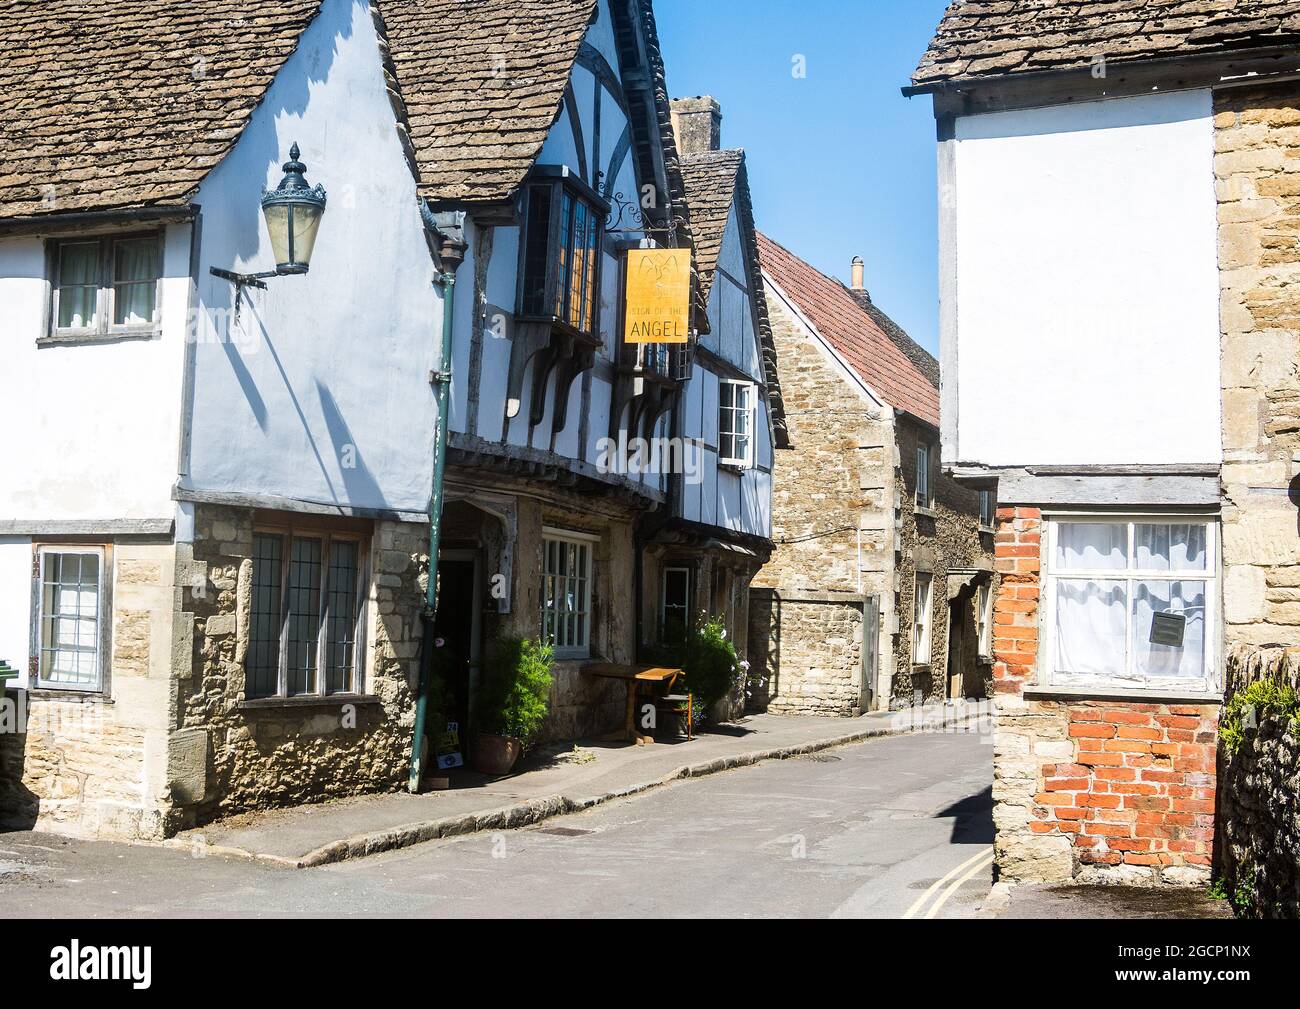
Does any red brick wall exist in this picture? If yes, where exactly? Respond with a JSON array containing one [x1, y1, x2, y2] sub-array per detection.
[[992, 507, 1041, 696], [990, 507, 1220, 884], [1039, 702, 1218, 873]]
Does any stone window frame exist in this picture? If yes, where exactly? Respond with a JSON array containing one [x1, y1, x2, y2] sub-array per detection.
[[1039, 512, 1221, 696], [41, 229, 165, 346], [915, 441, 935, 511], [976, 580, 993, 660], [913, 571, 934, 667], [28, 542, 114, 695], [245, 517, 372, 702], [541, 527, 597, 660]]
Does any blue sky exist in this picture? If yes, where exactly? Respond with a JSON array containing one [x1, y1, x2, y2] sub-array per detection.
[[657, 0, 951, 354]]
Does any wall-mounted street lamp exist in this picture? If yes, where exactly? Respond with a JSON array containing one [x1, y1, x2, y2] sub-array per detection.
[[210, 143, 328, 305]]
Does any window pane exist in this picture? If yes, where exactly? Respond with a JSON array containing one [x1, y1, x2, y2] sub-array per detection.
[[584, 207, 599, 333], [1056, 523, 1127, 570], [1055, 579, 1127, 677], [325, 540, 360, 694], [720, 382, 735, 411], [248, 533, 284, 699], [57, 242, 99, 329], [39, 551, 100, 687], [1135, 523, 1206, 572], [1132, 580, 1206, 680], [521, 186, 553, 316], [569, 200, 587, 328], [556, 192, 573, 318], [286, 537, 323, 696], [113, 238, 159, 325]]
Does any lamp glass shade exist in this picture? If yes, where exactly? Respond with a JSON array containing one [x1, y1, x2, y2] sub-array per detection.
[[260, 143, 327, 275]]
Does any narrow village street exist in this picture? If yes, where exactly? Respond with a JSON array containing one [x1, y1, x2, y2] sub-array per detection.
[[0, 731, 992, 919]]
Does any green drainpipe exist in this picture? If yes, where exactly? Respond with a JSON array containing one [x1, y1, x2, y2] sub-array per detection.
[[409, 210, 467, 793]]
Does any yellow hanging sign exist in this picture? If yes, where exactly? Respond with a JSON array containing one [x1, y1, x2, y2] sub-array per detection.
[[625, 249, 691, 344]]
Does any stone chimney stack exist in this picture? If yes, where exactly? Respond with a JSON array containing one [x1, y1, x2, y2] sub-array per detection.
[[851, 256, 866, 291], [670, 96, 722, 156]]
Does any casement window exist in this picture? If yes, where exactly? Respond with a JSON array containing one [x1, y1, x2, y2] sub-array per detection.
[[916, 443, 933, 508], [979, 489, 996, 528], [719, 380, 755, 468], [47, 232, 162, 338], [976, 581, 993, 659], [35, 547, 108, 691], [914, 572, 933, 665], [1044, 517, 1218, 692], [661, 566, 691, 643], [542, 530, 594, 659], [518, 175, 604, 339], [246, 528, 368, 700]]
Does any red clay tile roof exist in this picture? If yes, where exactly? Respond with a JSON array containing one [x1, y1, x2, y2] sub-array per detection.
[[756, 231, 939, 428], [913, 0, 1300, 87]]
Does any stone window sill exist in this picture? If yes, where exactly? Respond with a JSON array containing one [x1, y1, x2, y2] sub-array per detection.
[[1024, 685, 1222, 705], [914, 505, 938, 519], [978, 524, 996, 535], [21, 688, 112, 703], [239, 693, 382, 711]]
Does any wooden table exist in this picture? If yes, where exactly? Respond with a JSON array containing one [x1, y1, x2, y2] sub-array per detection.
[[581, 663, 682, 745]]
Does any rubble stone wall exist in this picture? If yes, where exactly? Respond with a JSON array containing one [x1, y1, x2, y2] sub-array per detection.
[[1217, 644, 1300, 918]]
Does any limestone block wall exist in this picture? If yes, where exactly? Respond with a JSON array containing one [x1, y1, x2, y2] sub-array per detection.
[[892, 417, 993, 703], [750, 292, 895, 712], [748, 592, 865, 715], [0, 540, 177, 840], [990, 508, 1218, 885], [1215, 82, 1300, 649], [174, 506, 419, 828]]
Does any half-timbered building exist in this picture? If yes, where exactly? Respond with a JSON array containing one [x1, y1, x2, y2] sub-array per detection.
[[0, 0, 782, 839]]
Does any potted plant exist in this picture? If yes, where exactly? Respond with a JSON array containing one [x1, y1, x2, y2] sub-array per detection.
[[472, 636, 554, 775], [681, 615, 742, 727]]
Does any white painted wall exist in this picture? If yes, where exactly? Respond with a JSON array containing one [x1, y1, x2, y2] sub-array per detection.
[[951, 90, 1222, 467], [0, 538, 31, 687], [0, 225, 192, 521], [185, 0, 440, 516], [677, 195, 774, 540]]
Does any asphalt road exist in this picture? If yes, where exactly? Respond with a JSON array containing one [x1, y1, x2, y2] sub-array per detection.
[[0, 728, 993, 918]]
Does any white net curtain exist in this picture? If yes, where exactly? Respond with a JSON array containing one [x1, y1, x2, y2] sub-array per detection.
[[1051, 521, 1209, 687]]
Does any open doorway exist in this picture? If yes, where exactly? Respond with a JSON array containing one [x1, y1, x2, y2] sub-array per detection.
[[433, 552, 482, 736]]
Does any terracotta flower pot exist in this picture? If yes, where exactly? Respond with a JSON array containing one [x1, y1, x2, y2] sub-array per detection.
[[472, 732, 522, 775]]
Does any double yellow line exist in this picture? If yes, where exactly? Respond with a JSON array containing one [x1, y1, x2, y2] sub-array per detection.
[[902, 847, 994, 919]]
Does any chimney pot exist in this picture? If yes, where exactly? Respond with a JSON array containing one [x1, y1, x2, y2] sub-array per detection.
[[851, 256, 865, 291], [670, 96, 722, 156]]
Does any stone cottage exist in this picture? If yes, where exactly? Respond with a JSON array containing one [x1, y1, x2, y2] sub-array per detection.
[[748, 233, 994, 714], [0, 0, 780, 840], [909, 0, 1300, 886]]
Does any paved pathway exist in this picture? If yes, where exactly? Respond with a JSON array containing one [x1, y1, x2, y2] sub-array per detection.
[[0, 728, 993, 918]]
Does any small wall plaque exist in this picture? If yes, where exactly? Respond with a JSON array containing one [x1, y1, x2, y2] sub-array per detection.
[[1150, 611, 1186, 648]]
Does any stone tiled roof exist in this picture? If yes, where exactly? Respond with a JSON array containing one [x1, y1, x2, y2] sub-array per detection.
[[912, 0, 1300, 87], [377, 0, 600, 205], [678, 150, 743, 303], [679, 149, 787, 447], [757, 232, 940, 428], [0, 0, 323, 219]]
